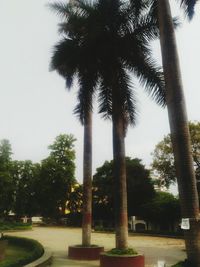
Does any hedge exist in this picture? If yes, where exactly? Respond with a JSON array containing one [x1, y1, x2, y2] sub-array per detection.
[[0, 222, 32, 231], [0, 235, 44, 267]]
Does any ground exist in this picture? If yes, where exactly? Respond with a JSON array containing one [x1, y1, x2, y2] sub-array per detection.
[[7, 227, 186, 267]]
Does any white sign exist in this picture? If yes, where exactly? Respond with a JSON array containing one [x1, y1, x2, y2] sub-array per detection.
[[157, 260, 166, 267], [181, 218, 190, 230]]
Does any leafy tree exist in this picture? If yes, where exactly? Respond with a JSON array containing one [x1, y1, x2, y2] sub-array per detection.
[[0, 139, 12, 166], [152, 122, 200, 188], [126, 158, 155, 216], [0, 139, 14, 217], [11, 160, 41, 217], [148, 0, 200, 264], [141, 191, 180, 232], [0, 172, 14, 217], [37, 134, 76, 218], [67, 184, 83, 214], [93, 161, 115, 224], [93, 158, 155, 224]]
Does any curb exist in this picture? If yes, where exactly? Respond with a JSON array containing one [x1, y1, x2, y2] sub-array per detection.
[[24, 249, 53, 267]]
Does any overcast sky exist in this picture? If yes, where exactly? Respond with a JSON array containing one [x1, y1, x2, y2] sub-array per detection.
[[0, 0, 200, 185]]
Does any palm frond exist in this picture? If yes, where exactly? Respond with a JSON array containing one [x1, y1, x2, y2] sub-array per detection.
[[98, 66, 137, 126], [50, 38, 79, 89], [98, 80, 112, 120], [180, 0, 197, 20], [48, 1, 71, 20], [74, 70, 98, 124], [130, 0, 149, 18], [133, 56, 166, 107], [133, 15, 159, 42], [117, 68, 137, 126]]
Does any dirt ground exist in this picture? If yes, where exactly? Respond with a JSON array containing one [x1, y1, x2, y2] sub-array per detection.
[[7, 227, 186, 267]]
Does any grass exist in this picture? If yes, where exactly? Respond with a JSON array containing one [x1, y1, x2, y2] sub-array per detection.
[[0, 236, 44, 267], [0, 244, 30, 266]]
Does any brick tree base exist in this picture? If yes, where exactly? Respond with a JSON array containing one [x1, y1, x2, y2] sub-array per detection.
[[100, 253, 145, 267], [0, 240, 8, 261], [68, 245, 104, 260]]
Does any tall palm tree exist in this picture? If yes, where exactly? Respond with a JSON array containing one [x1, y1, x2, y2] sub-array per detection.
[[64, 0, 165, 249], [49, 2, 98, 245], [50, 0, 165, 249], [146, 0, 200, 265]]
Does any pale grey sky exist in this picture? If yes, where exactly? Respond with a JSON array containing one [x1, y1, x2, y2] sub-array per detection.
[[0, 0, 200, 184]]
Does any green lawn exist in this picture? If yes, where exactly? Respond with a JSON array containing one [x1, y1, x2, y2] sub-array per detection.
[[0, 244, 30, 266], [0, 236, 44, 267]]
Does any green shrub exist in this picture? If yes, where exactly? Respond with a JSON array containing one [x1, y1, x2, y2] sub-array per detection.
[[0, 222, 32, 231], [107, 247, 138, 255], [0, 236, 44, 267]]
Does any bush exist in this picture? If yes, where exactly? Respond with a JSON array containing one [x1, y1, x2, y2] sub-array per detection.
[[107, 248, 138, 255], [0, 236, 44, 267], [0, 221, 32, 231]]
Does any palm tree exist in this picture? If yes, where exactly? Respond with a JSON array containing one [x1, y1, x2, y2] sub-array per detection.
[[49, 2, 98, 245], [50, 0, 165, 249], [66, 0, 165, 249], [98, 0, 165, 249], [147, 0, 200, 265]]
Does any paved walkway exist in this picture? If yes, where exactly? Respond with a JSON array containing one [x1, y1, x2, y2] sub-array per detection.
[[8, 227, 186, 267]]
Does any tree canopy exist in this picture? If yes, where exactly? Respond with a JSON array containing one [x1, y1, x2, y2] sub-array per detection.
[[0, 134, 77, 219], [93, 157, 155, 223], [0, 139, 14, 216], [151, 121, 200, 187], [141, 191, 180, 231], [37, 134, 77, 217]]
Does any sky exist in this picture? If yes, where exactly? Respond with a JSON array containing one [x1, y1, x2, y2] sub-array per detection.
[[0, 0, 200, 187]]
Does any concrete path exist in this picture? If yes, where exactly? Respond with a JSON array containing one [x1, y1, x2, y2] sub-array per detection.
[[7, 227, 186, 267]]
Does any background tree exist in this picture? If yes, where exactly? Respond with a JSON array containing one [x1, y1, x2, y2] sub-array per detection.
[[141, 191, 180, 232], [37, 134, 76, 218], [0, 139, 14, 217], [11, 160, 40, 217], [67, 184, 83, 214], [93, 158, 155, 225], [152, 122, 200, 188]]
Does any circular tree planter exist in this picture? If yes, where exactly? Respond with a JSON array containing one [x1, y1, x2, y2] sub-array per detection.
[[68, 245, 104, 260], [100, 253, 144, 267], [0, 240, 8, 261]]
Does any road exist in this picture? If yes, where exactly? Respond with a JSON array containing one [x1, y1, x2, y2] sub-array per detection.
[[8, 227, 186, 267]]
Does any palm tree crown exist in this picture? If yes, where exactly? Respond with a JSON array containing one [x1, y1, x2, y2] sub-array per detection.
[[50, 0, 165, 126]]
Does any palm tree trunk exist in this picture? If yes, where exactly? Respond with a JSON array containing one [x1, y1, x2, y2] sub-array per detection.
[[82, 111, 92, 246], [157, 0, 200, 265], [112, 104, 128, 249]]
